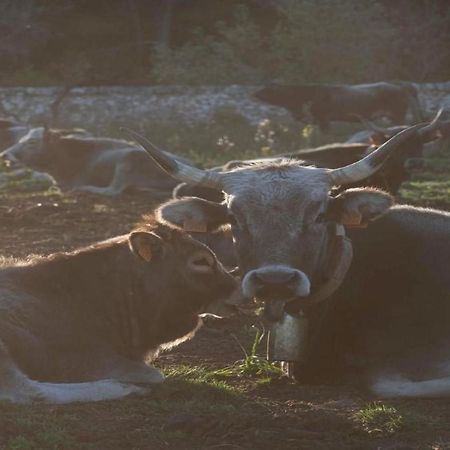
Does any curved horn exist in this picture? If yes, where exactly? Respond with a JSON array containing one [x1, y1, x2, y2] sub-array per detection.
[[122, 128, 223, 190], [330, 124, 424, 185], [419, 107, 444, 135]]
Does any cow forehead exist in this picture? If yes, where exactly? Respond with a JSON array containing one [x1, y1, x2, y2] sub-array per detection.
[[224, 164, 331, 214]]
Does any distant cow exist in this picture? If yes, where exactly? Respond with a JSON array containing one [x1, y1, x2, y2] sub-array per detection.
[[0, 127, 194, 197], [0, 218, 239, 404], [253, 82, 422, 130]]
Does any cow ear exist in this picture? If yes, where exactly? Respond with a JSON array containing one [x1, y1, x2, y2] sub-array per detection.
[[128, 231, 163, 262], [157, 197, 229, 232], [328, 188, 393, 226]]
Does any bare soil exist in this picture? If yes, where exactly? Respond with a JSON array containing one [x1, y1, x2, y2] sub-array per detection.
[[0, 190, 449, 450]]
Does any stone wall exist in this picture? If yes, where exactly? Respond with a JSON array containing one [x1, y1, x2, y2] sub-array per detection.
[[0, 83, 449, 133]]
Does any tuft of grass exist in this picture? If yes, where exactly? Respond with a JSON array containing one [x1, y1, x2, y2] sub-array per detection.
[[353, 402, 403, 435], [213, 325, 283, 380]]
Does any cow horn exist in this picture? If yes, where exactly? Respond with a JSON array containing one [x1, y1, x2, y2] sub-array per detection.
[[418, 108, 444, 135], [122, 128, 224, 189], [329, 124, 424, 185]]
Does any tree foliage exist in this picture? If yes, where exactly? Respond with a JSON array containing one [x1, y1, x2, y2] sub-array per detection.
[[0, 0, 448, 86]]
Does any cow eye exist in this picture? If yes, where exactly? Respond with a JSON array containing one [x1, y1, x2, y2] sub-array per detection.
[[188, 251, 215, 273], [192, 256, 212, 267]]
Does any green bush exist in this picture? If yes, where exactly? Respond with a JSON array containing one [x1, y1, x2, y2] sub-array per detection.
[[152, 5, 266, 85]]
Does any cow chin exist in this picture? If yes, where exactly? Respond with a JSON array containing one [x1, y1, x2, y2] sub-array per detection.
[[263, 299, 288, 322]]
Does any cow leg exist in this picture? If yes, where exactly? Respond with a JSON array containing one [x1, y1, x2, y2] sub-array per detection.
[[0, 341, 148, 403], [0, 340, 43, 403], [29, 379, 146, 404], [75, 162, 133, 196], [372, 375, 450, 398]]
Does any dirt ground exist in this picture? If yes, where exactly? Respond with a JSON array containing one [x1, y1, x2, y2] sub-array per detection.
[[0, 190, 449, 450]]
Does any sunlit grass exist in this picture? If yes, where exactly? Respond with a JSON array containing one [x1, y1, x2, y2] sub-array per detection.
[[353, 402, 403, 435]]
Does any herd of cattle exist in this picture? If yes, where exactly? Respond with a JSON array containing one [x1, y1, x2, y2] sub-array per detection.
[[0, 86, 450, 404]]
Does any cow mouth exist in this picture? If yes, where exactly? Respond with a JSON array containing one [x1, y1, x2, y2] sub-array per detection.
[[0, 157, 20, 170], [263, 299, 287, 322]]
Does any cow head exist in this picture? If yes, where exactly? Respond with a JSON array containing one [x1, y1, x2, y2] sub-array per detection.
[[0, 126, 89, 171], [128, 221, 240, 318], [124, 126, 423, 321]]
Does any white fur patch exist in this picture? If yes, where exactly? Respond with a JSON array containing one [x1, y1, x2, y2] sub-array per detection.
[[372, 375, 450, 398], [29, 379, 146, 404]]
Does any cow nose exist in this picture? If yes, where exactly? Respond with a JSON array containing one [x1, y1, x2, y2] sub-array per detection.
[[242, 265, 311, 300], [0, 152, 16, 167]]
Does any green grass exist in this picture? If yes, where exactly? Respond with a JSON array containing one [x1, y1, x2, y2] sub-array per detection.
[[399, 179, 450, 209], [212, 326, 283, 380], [353, 402, 403, 435]]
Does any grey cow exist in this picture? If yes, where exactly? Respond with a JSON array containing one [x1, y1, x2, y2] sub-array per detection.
[[126, 125, 450, 398], [0, 218, 239, 403], [0, 126, 193, 197]]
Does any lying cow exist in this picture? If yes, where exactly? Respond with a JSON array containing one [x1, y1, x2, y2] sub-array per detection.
[[0, 217, 239, 404], [127, 125, 450, 397], [0, 126, 193, 197], [253, 81, 422, 130]]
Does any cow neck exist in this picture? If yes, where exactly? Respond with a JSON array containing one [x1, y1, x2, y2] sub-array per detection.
[[287, 222, 353, 313], [118, 271, 147, 359]]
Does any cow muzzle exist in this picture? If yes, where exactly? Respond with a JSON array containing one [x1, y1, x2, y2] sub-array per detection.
[[0, 151, 20, 169], [242, 265, 311, 321]]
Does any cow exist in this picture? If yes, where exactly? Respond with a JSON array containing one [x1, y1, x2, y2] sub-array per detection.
[[125, 124, 450, 398], [174, 115, 441, 200], [0, 216, 240, 404], [253, 81, 422, 130], [0, 126, 193, 197], [0, 120, 59, 189]]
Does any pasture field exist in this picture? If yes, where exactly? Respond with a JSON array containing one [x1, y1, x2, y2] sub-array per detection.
[[0, 134, 449, 450]]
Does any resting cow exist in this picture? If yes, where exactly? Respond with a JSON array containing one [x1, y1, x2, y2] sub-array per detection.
[[126, 124, 450, 398], [0, 127, 193, 197], [0, 218, 239, 404], [253, 81, 422, 130]]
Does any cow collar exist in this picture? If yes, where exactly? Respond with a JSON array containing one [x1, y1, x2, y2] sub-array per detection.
[[287, 222, 353, 312]]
